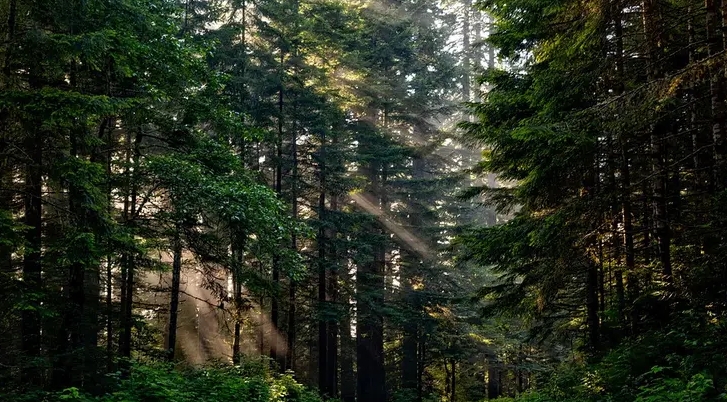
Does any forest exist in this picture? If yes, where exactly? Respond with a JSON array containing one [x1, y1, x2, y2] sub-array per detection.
[[3, 0, 727, 401]]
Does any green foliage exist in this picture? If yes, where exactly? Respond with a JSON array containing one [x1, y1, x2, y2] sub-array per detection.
[[1, 362, 325, 402], [487, 316, 727, 402]]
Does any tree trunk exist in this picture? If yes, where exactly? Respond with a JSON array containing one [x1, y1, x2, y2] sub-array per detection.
[[167, 227, 182, 361], [287, 72, 299, 371], [586, 260, 600, 349], [119, 130, 141, 371], [271, 55, 284, 369], [450, 360, 457, 402], [21, 128, 42, 386], [357, 161, 387, 402], [708, 0, 726, 174], [462, 0, 471, 103], [2, 0, 17, 80], [232, 235, 244, 364], [326, 260, 338, 398], [402, 156, 424, 393], [487, 354, 500, 399], [318, 188, 328, 395], [444, 361, 451, 399], [340, 310, 355, 402], [417, 333, 426, 401], [643, 0, 673, 291]]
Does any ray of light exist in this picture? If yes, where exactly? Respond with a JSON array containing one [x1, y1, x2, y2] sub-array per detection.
[[350, 192, 432, 260]]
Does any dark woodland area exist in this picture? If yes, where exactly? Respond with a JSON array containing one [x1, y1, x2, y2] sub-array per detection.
[[3, 1, 727, 402]]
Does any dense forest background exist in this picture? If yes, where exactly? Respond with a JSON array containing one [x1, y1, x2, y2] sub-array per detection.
[[3, 0, 727, 402]]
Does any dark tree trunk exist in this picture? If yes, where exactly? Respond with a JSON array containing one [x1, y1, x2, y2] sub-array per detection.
[[2, 0, 17, 79], [271, 58, 284, 369], [643, 0, 673, 291], [586, 260, 600, 349], [401, 252, 419, 395], [287, 83, 298, 372], [417, 333, 426, 401], [326, 262, 338, 398], [167, 228, 182, 361], [444, 361, 450, 399], [119, 130, 141, 371], [21, 128, 42, 386], [317, 189, 328, 395], [232, 236, 244, 364], [708, 0, 725, 173], [402, 157, 424, 394], [104, 120, 114, 373], [487, 354, 500, 399], [340, 311, 356, 402], [450, 360, 457, 402], [356, 162, 387, 402]]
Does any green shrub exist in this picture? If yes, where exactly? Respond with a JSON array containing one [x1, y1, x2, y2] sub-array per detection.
[[1, 361, 324, 402]]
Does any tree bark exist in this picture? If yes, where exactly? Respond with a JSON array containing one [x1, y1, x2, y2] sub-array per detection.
[[232, 235, 244, 364], [318, 187, 328, 395], [167, 227, 182, 361], [462, 0, 471, 103], [586, 259, 600, 349], [270, 51, 284, 369], [340, 310, 356, 402], [357, 161, 387, 402], [119, 130, 141, 371], [643, 0, 673, 291], [487, 353, 500, 399], [21, 127, 42, 386]]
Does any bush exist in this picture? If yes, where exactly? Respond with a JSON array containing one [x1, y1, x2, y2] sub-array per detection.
[[2, 361, 325, 402], [492, 315, 727, 402]]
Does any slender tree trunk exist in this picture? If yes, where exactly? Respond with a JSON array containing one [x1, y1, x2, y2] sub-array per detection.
[[586, 259, 600, 349], [402, 155, 424, 393], [271, 52, 284, 369], [0, 133, 14, 384], [287, 62, 299, 371], [644, 0, 673, 291], [462, 0, 471, 103], [612, 0, 639, 333], [401, 301, 418, 391], [21, 128, 42, 386], [357, 161, 387, 402], [232, 236, 244, 364], [167, 227, 182, 361], [105, 120, 114, 373], [317, 185, 328, 395], [0, 15, 17, 376], [621, 148, 639, 333], [340, 309, 355, 402], [65, 126, 89, 387], [708, 0, 725, 175], [326, 248, 338, 398], [487, 353, 500, 399], [487, 14, 495, 70], [598, 240, 606, 313], [2, 0, 17, 81], [105, 253, 113, 371], [119, 130, 141, 370], [327, 191, 339, 397], [450, 359, 457, 402], [258, 262, 265, 356], [609, 143, 626, 324], [444, 361, 451, 399], [641, 181, 652, 280], [417, 333, 426, 401], [473, 6, 482, 87]]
